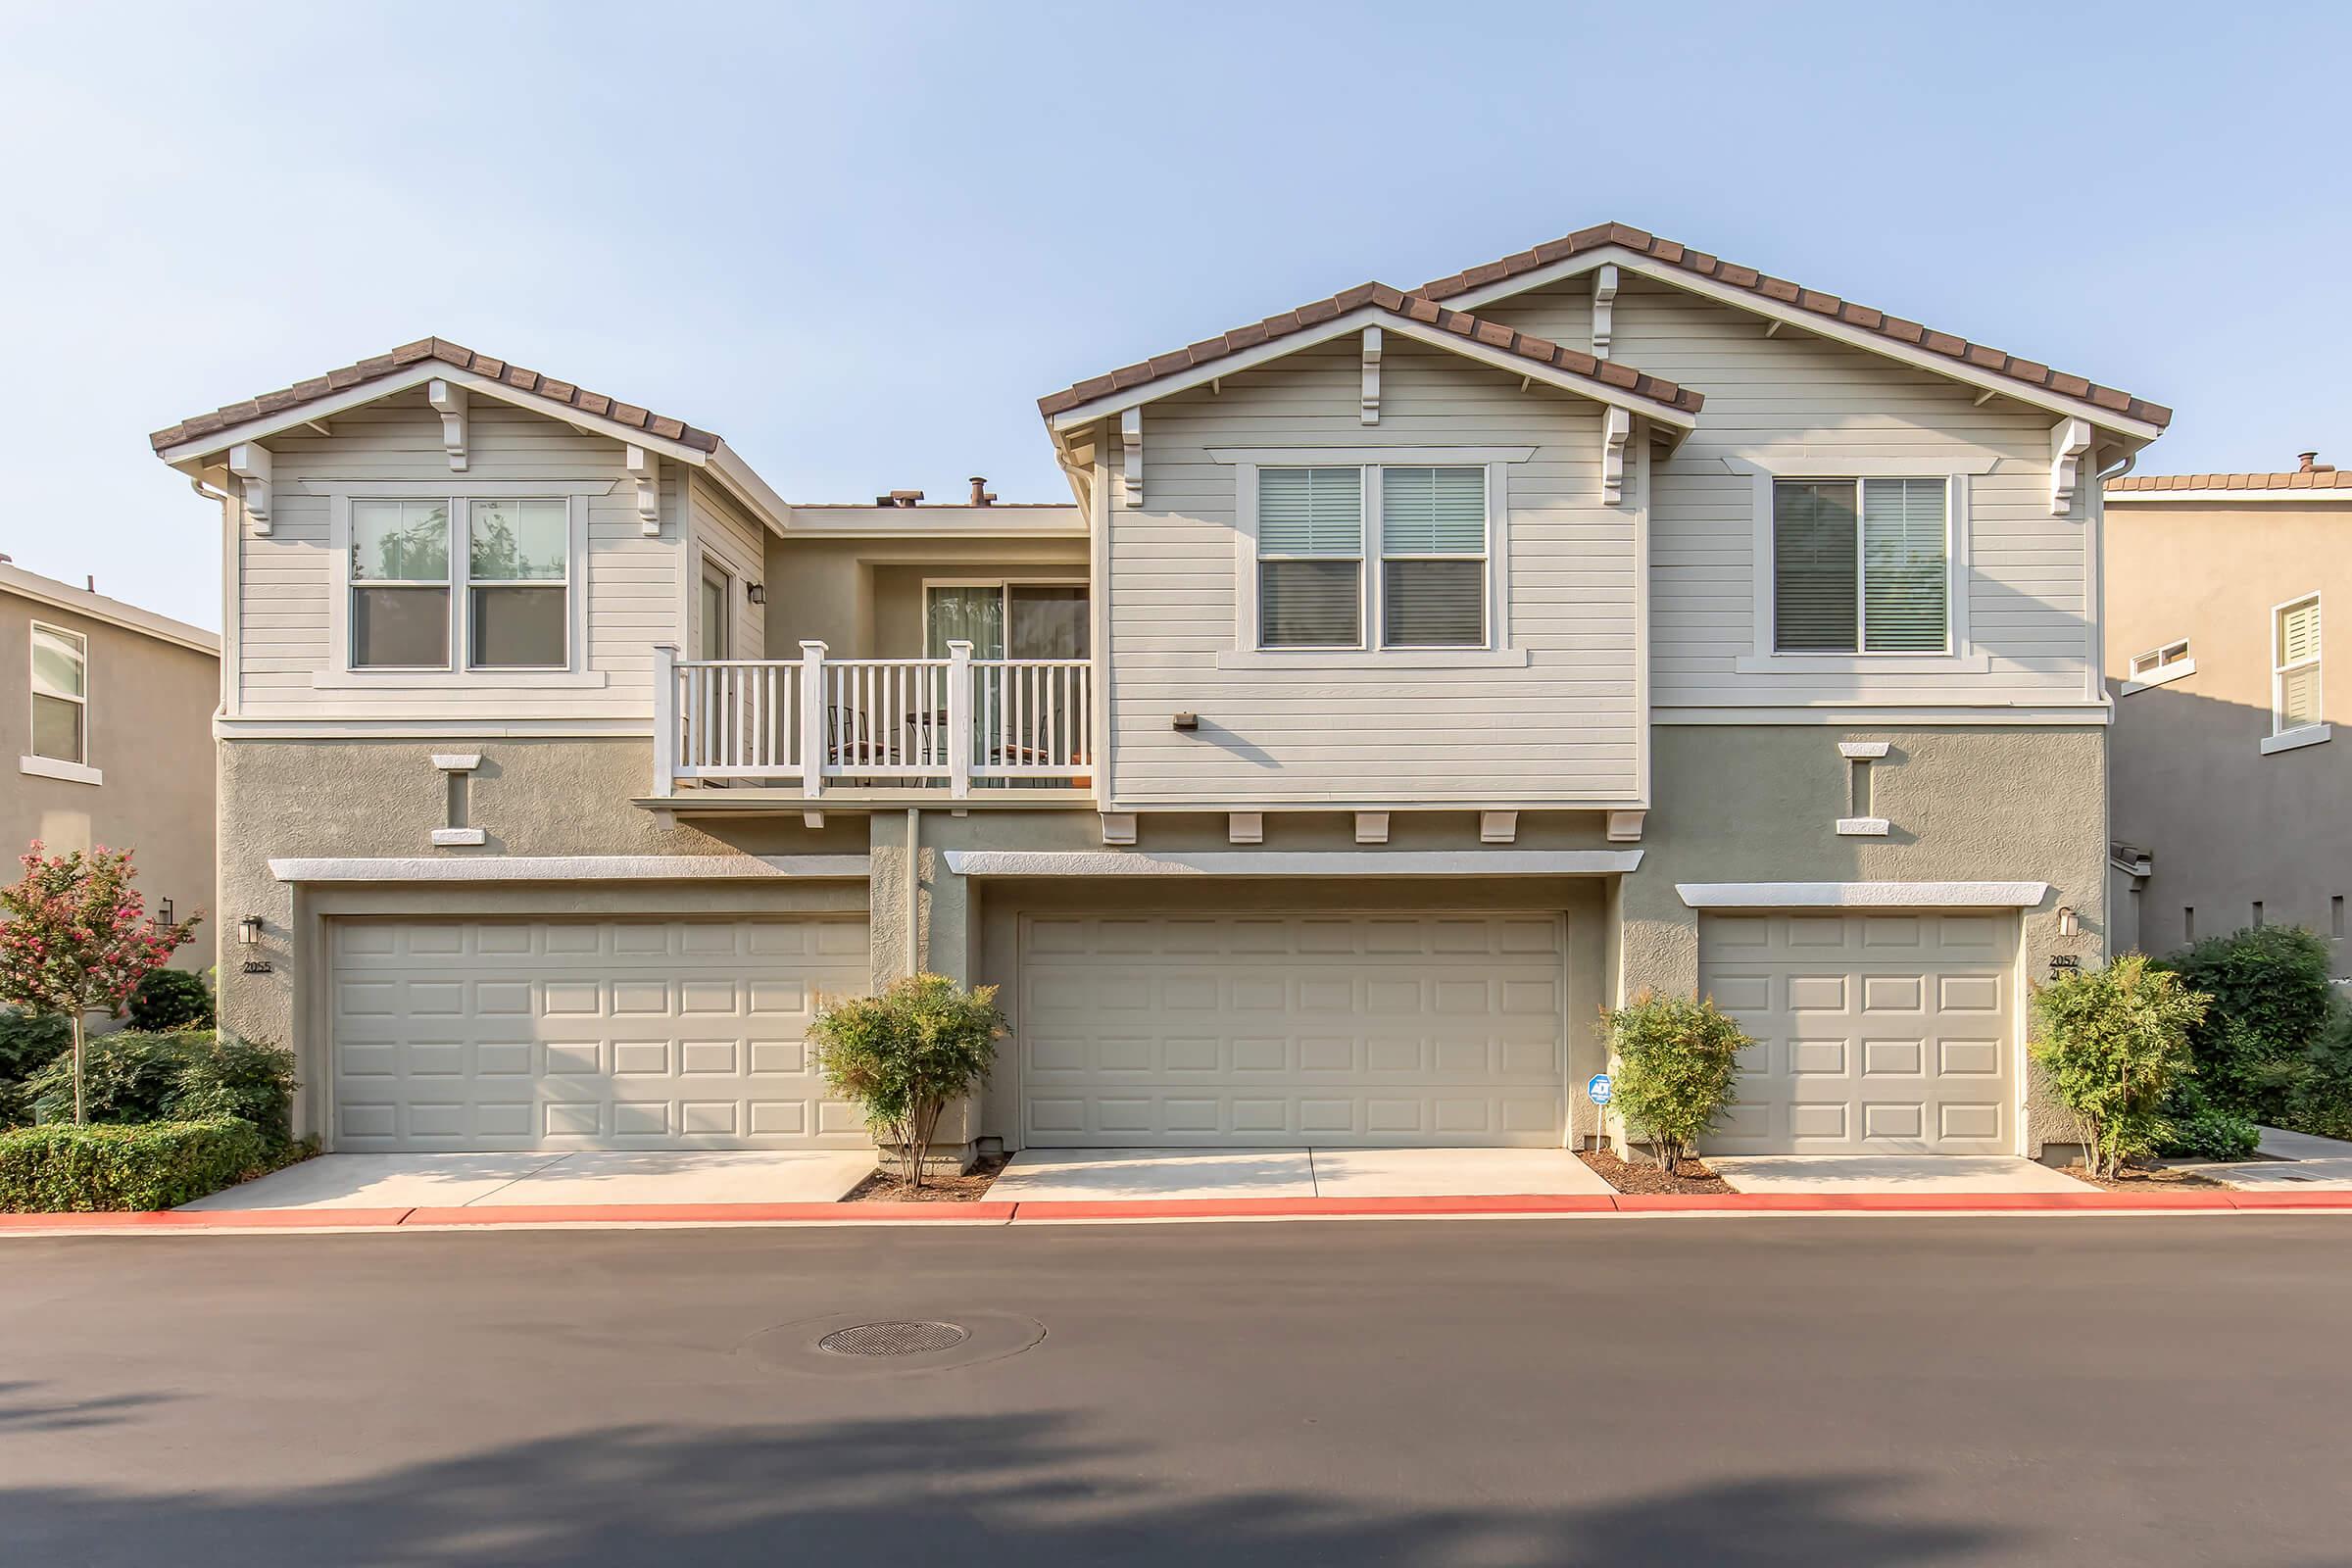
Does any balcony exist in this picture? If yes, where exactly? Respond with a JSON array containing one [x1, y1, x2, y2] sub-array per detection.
[[653, 641, 1093, 802]]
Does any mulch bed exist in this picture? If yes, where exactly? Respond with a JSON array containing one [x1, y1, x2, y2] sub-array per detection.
[[2064, 1161, 2226, 1192], [1578, 1147, 1734, 1196], [843, 1152, 1008, 1203]]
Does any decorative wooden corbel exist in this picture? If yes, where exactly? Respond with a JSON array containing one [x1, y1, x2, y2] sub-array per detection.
[[626, 445, 660, 534], [226, 443, 272, 533], [1599, 407, 1631, 506], [1359, 325, 1383, 424], [1120, 408, 1143, 509], [426, 378, 467, 472], [1591, 264, 1619, 359], [2049, 416, 2092, 515]]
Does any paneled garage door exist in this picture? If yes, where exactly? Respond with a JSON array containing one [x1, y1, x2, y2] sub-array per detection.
[[1698, 910, 2019, 1155], [1018, 911, 1566, 1147], [329, 917, 871, 1152]]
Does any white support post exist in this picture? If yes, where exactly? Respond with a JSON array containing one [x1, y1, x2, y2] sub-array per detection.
[[227, 443, 272, 533], [946, 639, 973, 798], [652, 644, 677, 797], [427, 378, 468, 471], [799, 640, 828, 798]]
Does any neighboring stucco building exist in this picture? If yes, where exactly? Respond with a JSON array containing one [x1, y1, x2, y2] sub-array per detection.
[[0, 561, 220, 964], [151, 220, 2168, 1163], [2105, 456, 2350, 973]]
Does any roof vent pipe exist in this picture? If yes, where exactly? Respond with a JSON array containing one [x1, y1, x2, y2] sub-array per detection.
[[968, 476, 996, 507], [2299, 451, 2325, 473]]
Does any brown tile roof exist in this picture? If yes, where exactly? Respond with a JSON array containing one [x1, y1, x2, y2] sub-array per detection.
[[2108, 467, 2352, 493], [150, 337, 722, 455], [1035, 281, 1703, 419], [1416, 221, 2173, 430]]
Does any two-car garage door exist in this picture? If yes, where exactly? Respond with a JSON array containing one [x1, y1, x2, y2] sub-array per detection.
[[330, 917, 871, 1152], [1698, 910, 2020, 1155], [1017, 911, 1567, 1147]]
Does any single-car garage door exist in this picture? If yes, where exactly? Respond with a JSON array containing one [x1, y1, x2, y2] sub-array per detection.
[[1018, 910, 1565, 1147], [1698, 910, 2019, 1155], [330, 916, 870, 1151]]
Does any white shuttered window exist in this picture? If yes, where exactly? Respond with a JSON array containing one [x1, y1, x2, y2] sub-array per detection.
[[1257, 467, 1363, 648], [1772, 478, 1949, 654], [1381, 466, 1488, 648], [2275, 594, 2322, 734]]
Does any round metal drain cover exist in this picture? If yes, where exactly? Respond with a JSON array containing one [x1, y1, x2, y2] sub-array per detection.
[[817, 1320, 969, 1357]]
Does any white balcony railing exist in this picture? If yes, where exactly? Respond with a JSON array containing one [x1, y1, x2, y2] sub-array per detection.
[[653, 641, 1094, 799]]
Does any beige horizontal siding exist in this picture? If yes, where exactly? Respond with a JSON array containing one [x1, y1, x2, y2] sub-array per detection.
[[1110, 337, 1641, 808], [1482, 275, 2094, 708]]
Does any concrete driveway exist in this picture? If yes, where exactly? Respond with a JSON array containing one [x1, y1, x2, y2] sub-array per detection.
[[1706, 1154, 2094, 1195], [2188, 1125, 2352, 1191], [990, 1147, 1613, 1201], [178, 1151, 875, 1211]]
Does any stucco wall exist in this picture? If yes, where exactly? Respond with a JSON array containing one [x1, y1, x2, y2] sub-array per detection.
[[0, 589, 217, 968]]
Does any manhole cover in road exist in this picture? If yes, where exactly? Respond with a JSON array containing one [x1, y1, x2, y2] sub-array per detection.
[[818, 1320, 969, 1357]]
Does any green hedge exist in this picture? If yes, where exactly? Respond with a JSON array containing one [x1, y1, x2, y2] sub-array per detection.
[[0, 1118, 271, 1212], [23, 1031, 296, 1145]]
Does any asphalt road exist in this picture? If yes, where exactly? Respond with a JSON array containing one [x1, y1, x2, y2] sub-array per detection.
[[3, 1216, 2347, 1567]]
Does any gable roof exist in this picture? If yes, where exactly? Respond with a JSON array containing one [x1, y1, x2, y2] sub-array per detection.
[[149, 337, 723, 457], [2108, 466, 2352, 496], [1036, 282, 1703, 422], [1417, 221, 2172, 431], [0, 561, 219, 656]]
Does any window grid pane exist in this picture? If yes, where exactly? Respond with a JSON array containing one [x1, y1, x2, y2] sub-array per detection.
[[352, 587, 451, 668], [31, 693, 82, 763], [1260, 560, 1361, 648], [1383, 559, 1487, 647], [1861, 478, 1948, 652], [470, 586, 567, 668], [1257, 467, 1362, 557], [353, 501, 450, 583], [1773, 480, 1859, 652], [2277, 597, 2322, 732], [468, 499, 567, 582], [1381, 466, 1486, 555], [30, 626, 84, 699]]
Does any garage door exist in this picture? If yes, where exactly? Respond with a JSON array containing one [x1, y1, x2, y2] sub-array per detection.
[[330, 917, 870, 1152], [1018, 911, 1565, 1147], [1698, 911, 2018, 1155]]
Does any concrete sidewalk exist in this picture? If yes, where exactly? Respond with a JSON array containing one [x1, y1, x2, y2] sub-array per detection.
[[2182, 1126, 2352, 1192], [179, 1151, 875, 1211], [989, 1148, 1615, 1202], [1708, 1155, 2093, 1195]]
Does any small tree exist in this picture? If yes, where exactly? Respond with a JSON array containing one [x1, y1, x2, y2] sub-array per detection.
[[1601, 991, 1749, 1174], [2031, 954, 2209, 1180], [809, 974, 1003, 1189], [0, 845, 198, 1125]]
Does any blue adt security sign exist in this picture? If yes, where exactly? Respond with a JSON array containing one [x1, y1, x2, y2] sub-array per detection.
[[1586, 1073, 1613, 1106]]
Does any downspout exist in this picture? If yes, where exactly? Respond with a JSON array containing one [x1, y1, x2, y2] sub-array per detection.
[[2086, 447, 2136, 705], [906, 807, 921, 977]]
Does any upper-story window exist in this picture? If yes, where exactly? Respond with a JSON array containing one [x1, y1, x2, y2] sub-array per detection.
[[2274, 594, 2322, 735], [1257, 465, 1491, 651], [349, 497, 569, 669], [1772, 478, 1949, 654], [28, 622, 87, 763], [2131, 640, 2191, 680]]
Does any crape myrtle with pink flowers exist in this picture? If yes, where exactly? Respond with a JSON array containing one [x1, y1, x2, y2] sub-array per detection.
[[0, 844, 199, 1124]]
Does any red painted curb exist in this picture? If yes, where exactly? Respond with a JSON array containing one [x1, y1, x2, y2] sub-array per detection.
[[399, 1200, 1018, 1226], [1006, 1194, 1621, 1220], [1608, 1190, 2246, 1212], [2223, 1190, 2352, 1208], [0, 1206, 415, 1231]]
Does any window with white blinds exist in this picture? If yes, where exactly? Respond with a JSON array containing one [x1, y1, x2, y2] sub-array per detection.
[[1380, 466, 1488, 647], [1771, 478, 1950, 654], [1257, 466, 1363, 648], [2275, 594, 2322, 734]]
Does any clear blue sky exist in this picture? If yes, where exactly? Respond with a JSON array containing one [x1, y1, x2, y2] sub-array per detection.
[[4, 0, 2344, 630]]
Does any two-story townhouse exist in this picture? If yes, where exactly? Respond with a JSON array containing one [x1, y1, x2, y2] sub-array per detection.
[[2104, 455, 2351, 974], [151, 222, 2166, 1165], [0, 560, 219, 968]]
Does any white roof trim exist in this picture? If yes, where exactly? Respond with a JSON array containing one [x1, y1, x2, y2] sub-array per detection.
[[0, 563, 219, 654], [270, 854, 870, 883], [943, 849, 1642, 877], [1676, 880, 2048, 909], [1436, 244, 2163, 444], [2104, 488, 2352, 504], [1045, 303, 1698, 433]]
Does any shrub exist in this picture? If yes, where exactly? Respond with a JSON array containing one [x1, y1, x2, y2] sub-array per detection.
[[24, 1030, 297, 1146], [2159, 926, 2335, 1123], [2158, 1081, 2262, 1161], [1601, 991, 1749, 1173], [809, 974, 1003, 1189], [2032, 955, 2209, 1179], [0, 1117, 270, 1211], [0, 1009, 72, 1128], [127, 967, 215, 1032]]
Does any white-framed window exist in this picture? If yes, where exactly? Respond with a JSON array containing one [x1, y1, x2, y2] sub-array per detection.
[[1379, 466, 1489, 649], [466, 498, 569, 669], [2131, 640, 2191, 680], [2274, 593, 2322, 735], [350, 499, 453, 668], [28, 621, 87, 763], [1771, 477, 1950, 654], [1256, 466, 1365, 649]]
